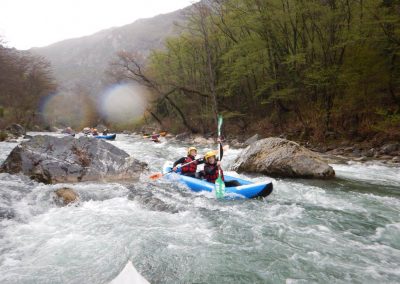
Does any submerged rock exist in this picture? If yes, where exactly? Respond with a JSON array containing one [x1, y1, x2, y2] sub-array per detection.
[[0, 135, 148, 184], [127, 185, 179, 214], [54, 187, 79, 205], [231, 137, 335, 179]]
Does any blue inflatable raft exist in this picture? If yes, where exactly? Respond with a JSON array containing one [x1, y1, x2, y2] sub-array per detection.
[[163, 164, 273, 199], [94, 134, 116, 140]]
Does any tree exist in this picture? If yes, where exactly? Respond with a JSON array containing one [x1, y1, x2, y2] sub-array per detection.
[[0, 43, 56, 128]]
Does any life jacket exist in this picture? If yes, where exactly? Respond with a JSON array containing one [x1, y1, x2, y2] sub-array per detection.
[[204, 163, 224, 183], [181, 156, 198, 173]]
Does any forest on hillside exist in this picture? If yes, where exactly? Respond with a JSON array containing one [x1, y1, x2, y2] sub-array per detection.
[[109, 0, 400, 143], [0, 40, 101, 132], [0, 41, 56, 130]]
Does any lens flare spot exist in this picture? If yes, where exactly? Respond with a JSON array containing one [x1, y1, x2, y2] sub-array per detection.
[[100, 84, 147, 124], [39, 91, 96, 128]]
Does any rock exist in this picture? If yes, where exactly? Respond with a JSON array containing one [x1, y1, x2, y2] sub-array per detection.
[[319, 154, 349, 164], [391, 156, 400, 163], [0, 208, 15, 219], [128, 187, 179, 214], [0, 135, 147, 184], [230, 139, 245, 148], [55, 187, 79, 205], [380, 143, 400, 155], [95, 124, 107, 132], [5, 123, 25, 137], [312, 145, 327, 153], [175, 132, 190, 141], [231, 137, 335, 179], [193, 136, 208, 145], [351, 148, 361, 157], [61, 127, 75, 135], [32, 125, 42, 131], [325, 131, 337, 139], [244, 134, 259, 146], [354, 156, 368, 162], [5, 134, 18, 142], [380, 155, 393, 160], [0, 131, 9, 142], [206, 138, 215, 144], [49, 126, 59, 132], [364, 148, 376, 157], [343, 146, 354, 153], [327, 148, 344, 155]]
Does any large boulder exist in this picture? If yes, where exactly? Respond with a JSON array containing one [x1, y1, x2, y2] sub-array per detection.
[[0, 135, 147, 184], [231, 137, 335, 179]]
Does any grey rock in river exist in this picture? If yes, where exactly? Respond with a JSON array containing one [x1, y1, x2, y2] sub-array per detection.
[[231, 137, 335, 179], [0, 135, 147, 184]]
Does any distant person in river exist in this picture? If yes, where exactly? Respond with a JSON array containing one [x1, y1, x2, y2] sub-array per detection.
[[102, 128, 108, 135], [151, 132, 160, 143], [172, 147, 204, 178], [91, 128, 98, 136], [203, 151, 240, 187]]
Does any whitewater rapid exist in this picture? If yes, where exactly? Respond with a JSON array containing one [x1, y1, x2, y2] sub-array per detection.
[[0, 133, 399, 283]]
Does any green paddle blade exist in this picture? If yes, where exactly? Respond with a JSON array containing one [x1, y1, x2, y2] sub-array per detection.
[[215, 175, 225, 199], [217, 115, 223, 136]]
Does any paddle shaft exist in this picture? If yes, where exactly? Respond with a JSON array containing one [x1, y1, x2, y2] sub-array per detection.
[[215, 115, 225, 198]]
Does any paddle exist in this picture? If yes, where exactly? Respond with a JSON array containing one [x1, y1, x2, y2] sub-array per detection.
[[215, 115, 225, 199]]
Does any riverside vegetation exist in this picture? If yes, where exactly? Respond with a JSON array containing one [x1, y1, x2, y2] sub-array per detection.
[[108, 0, 400, 147], [1, 1, 399, 149]]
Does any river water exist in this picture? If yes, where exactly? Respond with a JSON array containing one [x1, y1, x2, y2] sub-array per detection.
[[0, 133, 399, 284]]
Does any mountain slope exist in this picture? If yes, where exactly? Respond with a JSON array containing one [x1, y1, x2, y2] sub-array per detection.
[[31, 8, 187, 94]]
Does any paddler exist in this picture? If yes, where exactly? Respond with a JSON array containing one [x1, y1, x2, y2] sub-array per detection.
[[202, 150, 240, 187], [151, 132, 160, 143], [172, 147, 204, 178]]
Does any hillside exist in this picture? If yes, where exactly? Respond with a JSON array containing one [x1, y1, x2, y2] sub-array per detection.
[[31, 8, 187, 94]]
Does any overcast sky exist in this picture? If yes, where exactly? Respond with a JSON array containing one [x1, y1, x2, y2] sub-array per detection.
[[0, 0, 197, 50]]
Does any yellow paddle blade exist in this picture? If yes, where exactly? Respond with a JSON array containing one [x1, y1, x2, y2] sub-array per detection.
[[149, 172, 163, 180]]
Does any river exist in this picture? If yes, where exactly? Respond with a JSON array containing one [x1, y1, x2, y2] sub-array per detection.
[[0, 133, 399, 283]]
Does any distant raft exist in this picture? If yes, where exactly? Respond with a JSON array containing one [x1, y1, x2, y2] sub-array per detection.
[[110, 261, 149, 284], [163, 164, 273, 199], [94, 134, 116, 140]]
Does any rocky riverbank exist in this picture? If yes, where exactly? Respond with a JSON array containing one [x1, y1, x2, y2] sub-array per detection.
[[161, 132, 400, 166]]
